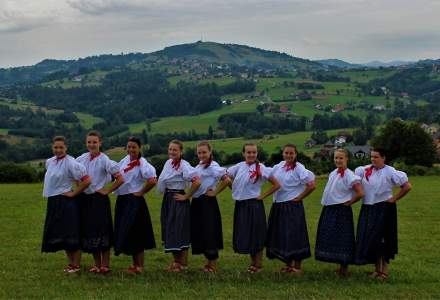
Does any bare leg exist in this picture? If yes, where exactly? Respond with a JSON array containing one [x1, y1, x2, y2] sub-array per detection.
[[134, 251, 144, 268], [102, 250, 110, 267], [179, 249, 189, 267], [294, 260, 302, 270], [251, 251, 263, 268], [93, 252, 102, 267], [71, 250, 81, 266]]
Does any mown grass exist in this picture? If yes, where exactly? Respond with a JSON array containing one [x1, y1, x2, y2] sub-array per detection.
[[0, 176, 438, 299], [74, 112, 104, 129]]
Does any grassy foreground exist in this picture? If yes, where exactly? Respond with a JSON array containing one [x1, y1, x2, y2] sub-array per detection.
[[0, 176, 439, 299]]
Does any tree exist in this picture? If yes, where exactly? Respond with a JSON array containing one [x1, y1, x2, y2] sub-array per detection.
[[208, 125, 214, 139], [371, 119, 437, 167], [352, 128, 368, 145], [311, 130, 328, 144]]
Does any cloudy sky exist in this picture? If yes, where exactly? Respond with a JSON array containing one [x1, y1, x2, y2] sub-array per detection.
[[1, 0, 440, 68]]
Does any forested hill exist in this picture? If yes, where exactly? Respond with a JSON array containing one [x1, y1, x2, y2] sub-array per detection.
[[152, 41, 321, 69], [0, 41, 321, 86]]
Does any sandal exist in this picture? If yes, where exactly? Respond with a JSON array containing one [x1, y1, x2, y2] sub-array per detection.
[[99, 266, 111, 274], [335, 268, 350, 277], [368, 271, 380, 278], [280, 266, 291, 273], [285, 266, 303, 274], [203, 264, 217, 273], [88, 266, 100, 273], [126, 265, 142, 274], [247, 265, 262, 273], [64, 264, 81, 274], [166, 262, 183, 273], [376, 272, 388, 280]]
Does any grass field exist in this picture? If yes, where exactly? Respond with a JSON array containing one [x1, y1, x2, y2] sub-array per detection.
[[74, 112, 104, 129], [0, 176, 439, 299]]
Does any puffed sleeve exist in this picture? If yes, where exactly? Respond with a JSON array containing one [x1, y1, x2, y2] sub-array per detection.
[[354, 166, 365, 178], [390, 168, 408, 187], [226, 163, 240, 179], [261, 164, 273, 180], [141, 159, 157, 180], [45, 159, 50, 170], [299, 168, 315, 184], [69, 159, 88, 181], [181, 161, 198, 182], [103, 156, 121, 177], [210, 162, 226, 180], [344, 170, 361, 188]]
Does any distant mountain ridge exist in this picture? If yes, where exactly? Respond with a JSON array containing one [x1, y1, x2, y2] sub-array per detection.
[[0, 41, 321, 86]]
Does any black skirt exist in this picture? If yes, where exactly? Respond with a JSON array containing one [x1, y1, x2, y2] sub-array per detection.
[[233, 199, 267, 255], [191, 194, 223, 257], [161, 190, 191, 252], [354, 202, 398, 265], [78, 192, 113, 253], [114, 194, 156, 256], [41, 195, 80, 253], [266, 201, 311, 263], [315, 204, 355, 265]]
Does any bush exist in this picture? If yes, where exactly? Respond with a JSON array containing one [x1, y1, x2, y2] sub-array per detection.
[[0, 162, 40, 183]]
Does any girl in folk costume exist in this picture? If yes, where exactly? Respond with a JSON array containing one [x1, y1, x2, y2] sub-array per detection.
[[76, 130, 124, 274], [225, 143, 280, 273], [157, 140, 201, 273], [315, 149, 364, 276], [266, 144, 316, 274], [354, 148, 411, 280], [191, 142, 231, 273], [114, 137, 157, 274], [42, 136, 91, 273]]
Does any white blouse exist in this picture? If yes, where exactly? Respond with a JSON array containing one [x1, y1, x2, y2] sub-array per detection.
[[227, 161, 273, 201], [157, 159, 198, 193], [272, 161, 315, 203], [355, 164, 408, 205], [43, 155, 88, 198], [321, 168, 361, 206], [76, 152, 121, 194], [114, 155, 156, 196], [193, 161, 227, 198]]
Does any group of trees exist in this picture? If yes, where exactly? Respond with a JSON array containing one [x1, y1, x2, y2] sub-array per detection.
[[218, 112, 307, 138]]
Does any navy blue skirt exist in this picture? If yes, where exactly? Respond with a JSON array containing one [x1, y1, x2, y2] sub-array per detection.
[[78, 192, 113, 253], [114, 194, 156, 256], [233, 199, 267, 255], [266, 201, 311, 263], [315, 204, 355, 265], [41, 195, 80, 253], [161, 190, 191, 252], [355, 202, 398, 265], [191, 194, 223, 258]]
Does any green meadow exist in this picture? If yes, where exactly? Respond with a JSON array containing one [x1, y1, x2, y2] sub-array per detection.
[[0, 176, 439, 299]]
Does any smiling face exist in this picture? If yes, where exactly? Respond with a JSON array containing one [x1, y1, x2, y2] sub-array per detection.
[[370, 151, 385, 168], [243, 145, 258, 164], [168, 143, 182, 160], [86, 135, 101, 154], [334, 150, 348, 169], [283, 146, 297, 163], [52, 140, 67, 158], [197, 145, 211, 162], [127, 141, 140, 160]]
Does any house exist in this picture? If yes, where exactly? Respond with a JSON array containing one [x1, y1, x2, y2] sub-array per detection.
[[305, 139, 317, 148], [334, 136, 347, 147], [331, 104, 345, 113], [346, 145, 371, 159], [279, 105, 290, 113], [373, 105, 386, 111]]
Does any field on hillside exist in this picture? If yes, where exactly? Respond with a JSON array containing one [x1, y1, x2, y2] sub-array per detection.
[[0, 176, 439, 299]]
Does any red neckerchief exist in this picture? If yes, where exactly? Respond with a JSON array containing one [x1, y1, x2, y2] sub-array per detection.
[[199, 157, 212, 169], [248, 162, 261, 183], [123, 159, 140, 173], [283, 161, 296, 172], [171, 159, 181, 170], [365, 165, 374, 181], [55, 155, 66, 164], [89, 152, 101, 161], [337, 167, 345, 177]]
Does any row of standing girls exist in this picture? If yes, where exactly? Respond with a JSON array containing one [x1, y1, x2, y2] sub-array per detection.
[[41, 132, 411, 279]]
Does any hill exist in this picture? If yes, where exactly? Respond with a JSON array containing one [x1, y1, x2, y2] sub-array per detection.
[[0, 41, 321, 86], [315, 59, 362, 69]]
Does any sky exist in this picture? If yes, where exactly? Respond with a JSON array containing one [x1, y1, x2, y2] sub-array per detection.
[[1, 0, 440, 68]]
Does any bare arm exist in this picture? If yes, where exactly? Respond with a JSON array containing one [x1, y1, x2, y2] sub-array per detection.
[[98, 174, 125, 195], [293, 181, 316, 202], [256, 176, 281, 201], [64, 177, 91, 197], [344, 183, 364, 206], [387, 182, 412, 203], [174, 178, 202, 201], [133, 178, 157, 197], [206, 176, 232, 197]]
